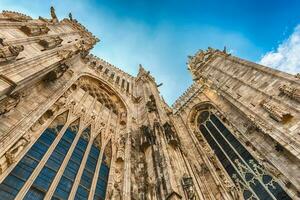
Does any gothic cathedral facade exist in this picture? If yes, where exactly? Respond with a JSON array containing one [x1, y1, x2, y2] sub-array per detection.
[[0, 7, 299, 200]]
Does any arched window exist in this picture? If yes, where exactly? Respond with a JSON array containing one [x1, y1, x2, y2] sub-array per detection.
[[52, 120, 88, 200], [74, 126, 99, 199], [196, 105, 291, 200], [94, 140, 111, 200], [0, 111, 68, 200], [24, 119, 79, 200]]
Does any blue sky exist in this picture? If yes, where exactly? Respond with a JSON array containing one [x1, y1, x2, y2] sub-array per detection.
[[1, 0, 300, 105]]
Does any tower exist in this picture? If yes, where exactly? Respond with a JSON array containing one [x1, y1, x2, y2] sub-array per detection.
[[0, 7, 299, 200]]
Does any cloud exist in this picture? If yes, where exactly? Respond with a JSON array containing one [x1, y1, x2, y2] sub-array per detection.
[[259, 25, 300, 74]]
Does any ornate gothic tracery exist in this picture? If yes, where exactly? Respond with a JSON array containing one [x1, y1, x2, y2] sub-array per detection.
[[193, 103, 292, 200]]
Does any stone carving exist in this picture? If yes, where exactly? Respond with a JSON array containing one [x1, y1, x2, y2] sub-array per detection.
[[116, 133, 126, 162], [39, 36, 63, 50], [0, 93, 21, 115], [181, 173, 196, 200], [2, 11, 32, 22], [247, 114, 272, 135], [119, 111, 127, 125], [140, 125, 156, 151], [5, 135, 30, 164], [132, 95, 142, 104], [20, 24, 50, 36], [44, 64, 69, 81], [146, 95, 157, 113], [50, 6, 58, 23], [188, 47, 217, 72], [260, 100, 293, 123], [279, 84, 300, 102], [162, 122, 179, 146], [0, 45, 24, 63], [57, 49, 75, 60]]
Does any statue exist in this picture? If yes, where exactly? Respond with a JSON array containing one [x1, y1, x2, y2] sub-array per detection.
[[0, 93, 21, 115], [50, 6, 58, 23], [0, 45, 24, 63], [181, 173, 196, 200], [163, 122, 179, 146], [69, 12, 73, 21], [146, 95, 157, 113], [119, 112, 127, 125], [140, 125, 156, 151], [116, 134, 126, 162], [5, 135, 30, 164]]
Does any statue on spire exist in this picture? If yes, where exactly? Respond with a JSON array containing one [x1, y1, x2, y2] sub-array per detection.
[[50, 6, 58, 23], [68, 12, 73, 21]]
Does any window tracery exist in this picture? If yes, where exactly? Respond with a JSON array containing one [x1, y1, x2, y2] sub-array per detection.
[[195, 104, 292, 200]]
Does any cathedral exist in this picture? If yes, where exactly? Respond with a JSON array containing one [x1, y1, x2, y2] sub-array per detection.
[[0, 7, 299, 200]]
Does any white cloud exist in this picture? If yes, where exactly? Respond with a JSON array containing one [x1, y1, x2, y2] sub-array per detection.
[[259, 25, 300, 74]]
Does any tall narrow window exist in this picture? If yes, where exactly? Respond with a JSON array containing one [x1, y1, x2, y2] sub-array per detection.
[[94, 140, 111, 200], [52, 125, 90, 200], [121, 79, 125, 89], [116, 76, 120, 84], [74, 127, 100, 199], [24, 119, 79, 200], [196, 106, 291, 200], [0, 112, 68, 200], [126, 82, 130, 93], [110, 72, 115, 80]]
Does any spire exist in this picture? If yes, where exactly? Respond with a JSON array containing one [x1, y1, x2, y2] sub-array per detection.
[[50, 6, 58, 23]]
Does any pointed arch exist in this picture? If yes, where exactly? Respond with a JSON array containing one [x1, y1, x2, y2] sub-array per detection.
[[192, 103, 292, 200]]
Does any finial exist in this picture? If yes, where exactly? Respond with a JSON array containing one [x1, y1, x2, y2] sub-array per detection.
[[68, 12, 73, 21]]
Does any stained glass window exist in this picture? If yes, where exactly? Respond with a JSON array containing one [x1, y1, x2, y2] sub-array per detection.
[[197, 108, 291, 200], [74, 132, 99, 200], [0, 122, 63, 200], [24, 122, 78, 200], [52, 131, 88, 200]]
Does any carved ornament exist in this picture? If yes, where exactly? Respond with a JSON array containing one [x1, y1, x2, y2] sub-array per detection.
[[279, 84, 300, 102], [0, 45, 24, 63], [20, 24, 50, 36], [260, 100, 293, 123], [44, 64, 69, 82], [247, 114, 272, 135], [39, 36, 63, 50]]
